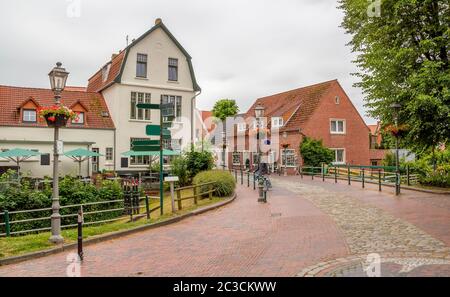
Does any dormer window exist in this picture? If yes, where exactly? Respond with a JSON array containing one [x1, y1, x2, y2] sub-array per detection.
[[136, 53, 148, 78], [271, 117, 283, 128], [23, 109, 37, 123], [72, 112, 85, 124], [335, 96, 340, 104], [102, 63, 111, 82]]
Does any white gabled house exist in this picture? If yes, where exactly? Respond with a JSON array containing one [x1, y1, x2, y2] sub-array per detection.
[[0, 19, 201, 177]]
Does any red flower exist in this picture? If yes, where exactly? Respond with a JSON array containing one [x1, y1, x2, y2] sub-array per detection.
[[48, 116, 56, 122]]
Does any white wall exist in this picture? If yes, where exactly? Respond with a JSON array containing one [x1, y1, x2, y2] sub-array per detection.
[[102, 27, 196, 171], [0, 126, 114, 177]]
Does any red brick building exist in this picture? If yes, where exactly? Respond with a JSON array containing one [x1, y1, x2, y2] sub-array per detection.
[[227, 79, 372, 174]]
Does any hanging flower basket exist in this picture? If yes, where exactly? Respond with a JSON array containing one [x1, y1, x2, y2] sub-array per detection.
[[384, 124, 408, 137], [38, 105, 76, 128]]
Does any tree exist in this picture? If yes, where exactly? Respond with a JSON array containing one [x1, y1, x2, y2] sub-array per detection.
[[339, 0, 449, 153], [300, 137, 334, 167], [212, 99, 239, 168]]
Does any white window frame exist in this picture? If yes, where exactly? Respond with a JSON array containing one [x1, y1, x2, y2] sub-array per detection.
[[232, 152, 241, 165], [331, 148, 346, 165], [130, 92, 152, 121], [162, 95, 182, 123], [252, 118, 266, 129], [330, 119, 346, 134], [22, 109, 37, 123], [72, 112, 85, 125], [281, 149, 296, 167], [271, 117, 283, 128], [237, 123, 246, 132], [105, 147, 113, 161]]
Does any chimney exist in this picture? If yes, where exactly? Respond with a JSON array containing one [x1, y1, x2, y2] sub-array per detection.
[[155, 18, 162, 25], [111, 53, 118, 60]]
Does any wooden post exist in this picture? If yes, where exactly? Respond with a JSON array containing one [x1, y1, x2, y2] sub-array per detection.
[[209, 183, 213, 200], [300, 166, 303, 179], [234, 169, 237, 182], [193, 185, 198, 205], [177, 189, 182, 210], [145, 195, 150, 219]]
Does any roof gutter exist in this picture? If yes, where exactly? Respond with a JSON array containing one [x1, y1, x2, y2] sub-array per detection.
[[191, 90, 202, 150]]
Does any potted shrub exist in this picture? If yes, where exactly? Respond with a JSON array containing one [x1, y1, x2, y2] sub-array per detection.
[[38, 105, 77, 127]]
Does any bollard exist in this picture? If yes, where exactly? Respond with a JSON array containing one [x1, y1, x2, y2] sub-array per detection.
[[77, 206, 84, 261], [241, 169, 243, 185], [362, 168, 365, 188], [312, 168, 314, 180], [407, 165, 410, 186], [253, 172, 256, 190], [396, 173, 401, 195], [334, 166, 337, 183], [348, 166, 351, 185], [145, 195, 150, 219], [247, 172, 250, 187], [300, 166, 303, 179], [177, 189, 182, 210], [322, 164, 325, 182], [378, 170, 382, 191], [234, 170, 237, 182], [4, 210, 10, 237]]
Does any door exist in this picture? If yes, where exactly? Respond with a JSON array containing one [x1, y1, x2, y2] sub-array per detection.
[[92, 148, 99, 174]]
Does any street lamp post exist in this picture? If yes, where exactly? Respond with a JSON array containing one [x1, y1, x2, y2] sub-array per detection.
[[221, 131, 227, 170], [282, 131, 288, 176], [48, 62, 69, 244], [390, 102, 401, 196], [254, 104, 265, 174]]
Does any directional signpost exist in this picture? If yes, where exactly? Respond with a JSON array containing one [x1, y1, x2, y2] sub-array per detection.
[[136, 102, 173, 215]]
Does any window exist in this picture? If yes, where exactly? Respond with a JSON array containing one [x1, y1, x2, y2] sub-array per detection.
[[130, 138, 150, 165], [102, 63, 111, 82], [331, 149, 345, 164], [237, 123, 246, 132], [22, 109, 37, 122], [281, 149, 296, 167], [72, 112, 84, 124], [161, 95, 182, 122], [163, 139, 182, 150], [253, 118, 266, 129], [168, 58, 178, 81], [232, 152, 241, 165], [136, 53, 148, 78], [335, 96, 340, 105], [271, 117, 283, 128], [130, 92, 151, 120], [330, 119, 345, 134], [105, 148, 113, 161], [252, 153, 259, 165]]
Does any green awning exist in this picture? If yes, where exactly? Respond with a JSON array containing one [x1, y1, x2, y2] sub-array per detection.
[[0, 148, 41, 158], [122, 150, 181, 157], [64, 148, 103, 158]]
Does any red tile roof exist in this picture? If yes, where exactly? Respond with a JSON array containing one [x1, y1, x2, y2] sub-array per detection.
[[368, 123, 380, 135], [245, 80, 337, 128], [0, 85, 115, 129], [86, 50, 126, 92], [200, 110, 215, 133]]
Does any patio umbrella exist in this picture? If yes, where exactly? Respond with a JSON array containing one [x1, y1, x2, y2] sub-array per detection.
[[64, 148, 103, 177], [0, 148, 41, 178], [121, 149, 181, 157]]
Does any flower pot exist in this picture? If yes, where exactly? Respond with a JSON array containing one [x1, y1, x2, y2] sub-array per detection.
[[45, 114, 69, 127]]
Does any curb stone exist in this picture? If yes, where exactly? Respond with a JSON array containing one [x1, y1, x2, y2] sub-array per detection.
[[0, 192, 237, 266]]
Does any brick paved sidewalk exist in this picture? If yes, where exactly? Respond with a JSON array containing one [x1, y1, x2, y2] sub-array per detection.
[[0, 177, 448, 277]]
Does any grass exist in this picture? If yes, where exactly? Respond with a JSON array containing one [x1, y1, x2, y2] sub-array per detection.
[[0, 189, 226, 259]]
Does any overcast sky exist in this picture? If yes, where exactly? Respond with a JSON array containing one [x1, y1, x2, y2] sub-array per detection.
[[0, 0, 376, 124]]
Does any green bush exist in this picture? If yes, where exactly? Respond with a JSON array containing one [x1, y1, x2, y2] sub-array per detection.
[[193, 170, 235, 197], [186, 151, 214, 179], [170, 156, 190, 187], [420, 171, 450, 188], [300, 137, 334, 167]]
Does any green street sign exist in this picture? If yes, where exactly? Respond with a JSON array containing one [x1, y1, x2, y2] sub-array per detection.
[[133, 145, 161, 152], [146, 125, 160, 136], [132, 140, 160, 146], [137, 103, 160, 109]]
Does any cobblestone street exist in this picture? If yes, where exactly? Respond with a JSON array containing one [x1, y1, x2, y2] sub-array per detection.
[[1, 176, 449, 277]]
